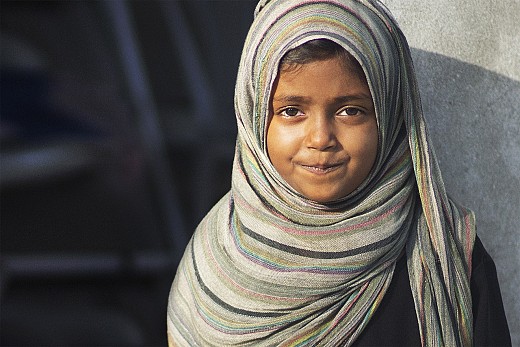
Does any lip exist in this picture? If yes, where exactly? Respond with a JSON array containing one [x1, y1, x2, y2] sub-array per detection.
[[299, 162, 343, 175]]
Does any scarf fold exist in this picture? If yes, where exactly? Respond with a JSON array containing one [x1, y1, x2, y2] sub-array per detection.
[[168, 1, 476, 346]]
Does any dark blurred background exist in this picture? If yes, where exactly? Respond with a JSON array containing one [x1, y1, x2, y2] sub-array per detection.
[[0, 1, 256, 346]]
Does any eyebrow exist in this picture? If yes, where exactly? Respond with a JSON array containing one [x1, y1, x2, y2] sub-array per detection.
[[273, 94, 372, 104]]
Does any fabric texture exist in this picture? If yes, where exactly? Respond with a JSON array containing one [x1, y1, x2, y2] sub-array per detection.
[[167, 0, 476, 346]]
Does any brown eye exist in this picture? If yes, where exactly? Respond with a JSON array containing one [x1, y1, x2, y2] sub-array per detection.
[[281, 107, 303, 117], [339, 107, 363, 116]]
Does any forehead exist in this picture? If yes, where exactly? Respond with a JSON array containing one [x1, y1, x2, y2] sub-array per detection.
[[272, 56, 372, 101], [278, 39, 366, 80]]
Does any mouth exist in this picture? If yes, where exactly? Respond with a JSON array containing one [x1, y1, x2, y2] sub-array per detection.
[[299, 163, 342, 174]]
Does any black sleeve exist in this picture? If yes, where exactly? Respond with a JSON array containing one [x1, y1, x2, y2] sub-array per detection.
[[471, 236, 512, 347]]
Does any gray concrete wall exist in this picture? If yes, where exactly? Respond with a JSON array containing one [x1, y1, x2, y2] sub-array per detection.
[[380, 1, 520, 344]]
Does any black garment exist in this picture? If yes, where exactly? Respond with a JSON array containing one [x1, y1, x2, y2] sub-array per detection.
[[353, 237, 511, 346]]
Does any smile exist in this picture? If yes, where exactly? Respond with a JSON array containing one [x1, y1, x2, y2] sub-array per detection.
[[300, 163, 342, 174]]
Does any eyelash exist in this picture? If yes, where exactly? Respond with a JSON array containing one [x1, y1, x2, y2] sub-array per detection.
[[338, 107, 365, 116], [278, 106, 365, 117], [279, 107, 304, 117]]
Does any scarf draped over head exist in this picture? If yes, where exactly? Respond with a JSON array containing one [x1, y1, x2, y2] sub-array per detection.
[[167, 0, 476, 346]]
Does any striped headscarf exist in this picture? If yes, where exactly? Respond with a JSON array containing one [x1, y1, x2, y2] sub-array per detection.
[[167, 1, 476, 346]]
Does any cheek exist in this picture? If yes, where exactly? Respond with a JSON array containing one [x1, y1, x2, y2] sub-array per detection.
[[266, 121, 284, 170], [349, 123, 379, 168], [365, 125, 379, 157], [362, 125, 379, 169], [266, 119, 277, 158], [266, 121, 299, 163]]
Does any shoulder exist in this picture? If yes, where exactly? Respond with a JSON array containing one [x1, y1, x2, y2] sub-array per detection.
[[471, 236, 512, 346], [471, 236, 494, 273], [471, 236, 504, 293]]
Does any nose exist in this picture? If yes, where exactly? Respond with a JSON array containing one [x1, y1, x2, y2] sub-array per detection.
[[305, 114, 337, 151]]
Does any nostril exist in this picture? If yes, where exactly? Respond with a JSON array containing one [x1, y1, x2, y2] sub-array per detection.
[[306, 122, 337, 150]]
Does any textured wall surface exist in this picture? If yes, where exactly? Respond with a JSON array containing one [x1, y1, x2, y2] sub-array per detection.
[[380, 1, 520, 344]]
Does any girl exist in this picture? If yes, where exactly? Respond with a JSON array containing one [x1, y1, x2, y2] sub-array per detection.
[[167, 0, 510, 345]]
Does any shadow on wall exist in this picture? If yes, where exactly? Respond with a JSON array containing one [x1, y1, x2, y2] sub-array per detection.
[[412, 48, 520, 344]]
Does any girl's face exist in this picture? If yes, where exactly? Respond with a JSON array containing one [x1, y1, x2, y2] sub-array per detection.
[[267, 56, 378, 203]]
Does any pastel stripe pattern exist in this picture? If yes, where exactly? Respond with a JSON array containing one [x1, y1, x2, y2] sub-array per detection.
[[167, 1, 476, 346]]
